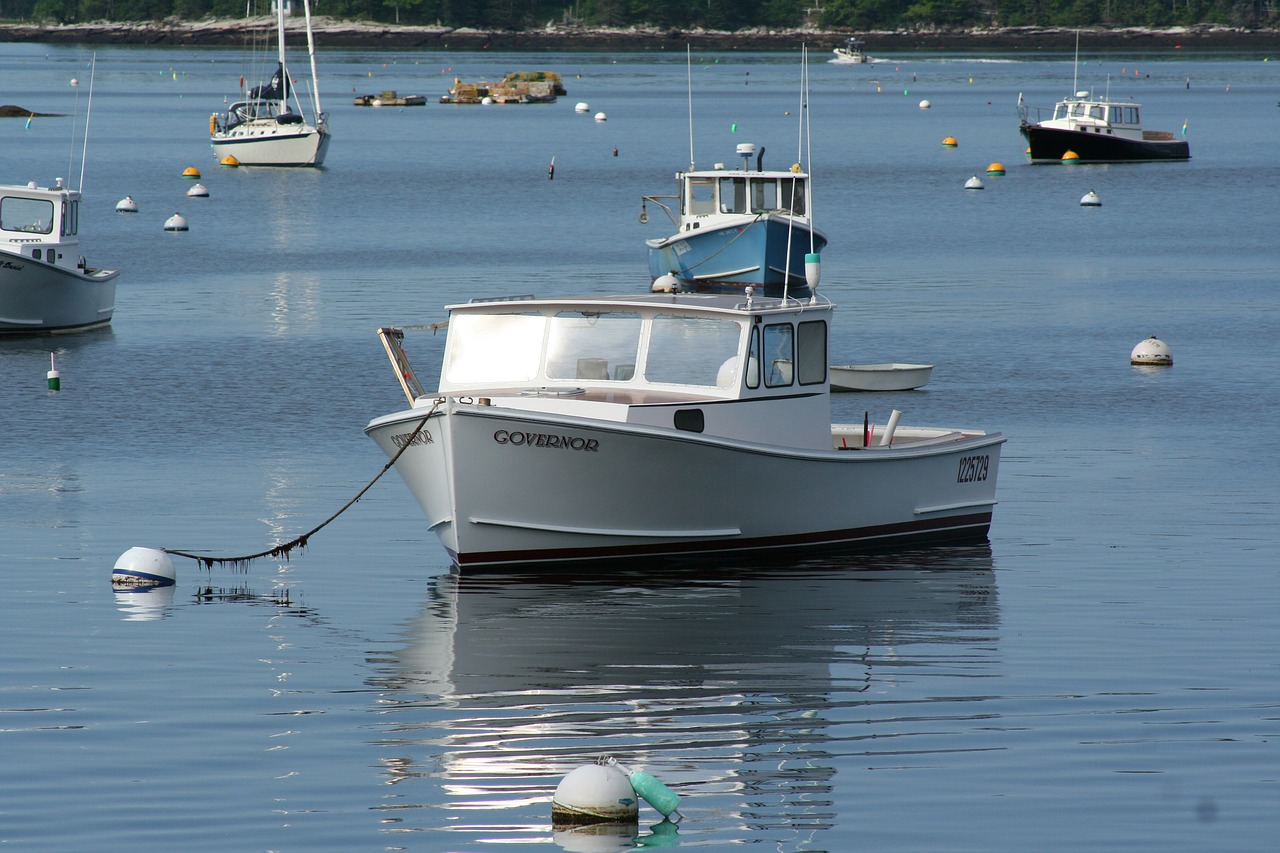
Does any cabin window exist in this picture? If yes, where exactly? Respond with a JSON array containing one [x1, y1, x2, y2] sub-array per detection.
[[1109, 106, 1123, 123], [796, 320, 827, 385], [687, 177, 715, 216], [1088, 106, 1104, 120], [33, 248, 43, 260], [1053, 104, 1068, 120], [1, 197, 54, 234], [545, 311, 642, 382], [645, 315, 742, 387], [745, 327, 761, 389], [751, 179, 779, 213], [63, 200, 78, 237], [718, 177, 746, 213], [781, 178, 805, 215], [763, 322, 794, 387], [443, 312, 544, 385], [1125, 107, 1140, 124]]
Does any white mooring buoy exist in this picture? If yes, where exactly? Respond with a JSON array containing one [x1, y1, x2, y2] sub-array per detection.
[[163, 212, 189, 231], [919, 99, 931, 109], [186, 183, 209, 198], [594, 111, 607, 122], [965, 175, 984, 190], [575, 101, 590, 113], [1130, 335, 1173, 366], [650, 273, 681, 294], [1080, 190, 1101, 206], [552, 762, 639, 826], [115, 195, 138, 213], [112, 547, 176, 587]]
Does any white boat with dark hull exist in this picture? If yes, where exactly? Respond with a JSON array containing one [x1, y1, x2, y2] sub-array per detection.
[[642, 144, 827, 298], [1018, 92, 1189, 163], [830, 363, 933, 392], [210, 1, 329, 167], [1, 178, 118, 335], [366, 292, 1004, 569]]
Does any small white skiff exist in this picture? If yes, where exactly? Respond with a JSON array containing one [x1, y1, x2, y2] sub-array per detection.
[[830, 363, 933, 392], [366, 292, 1003, 569]]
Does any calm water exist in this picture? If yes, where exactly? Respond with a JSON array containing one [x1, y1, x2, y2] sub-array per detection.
[[2, 42, 1278, 851]]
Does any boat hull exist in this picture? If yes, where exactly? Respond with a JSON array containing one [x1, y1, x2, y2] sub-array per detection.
[[1020, 123, 1190, 163], [0, 259, 117, 334], [211, 125, 330, 167], [830, 364, 933, 392], [647, 216, 827, 297], [367, 402, 1003, 569]]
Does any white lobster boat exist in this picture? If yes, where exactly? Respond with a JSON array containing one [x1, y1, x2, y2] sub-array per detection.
[[1, 178, 118, 335], [366, 291, 1005, 569]]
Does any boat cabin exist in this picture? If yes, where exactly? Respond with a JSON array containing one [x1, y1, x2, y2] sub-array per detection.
[[385, 293, 836, 449], [0, 180, 81, 268], [1045, 96, 1144, 140], [681, 170, 809, 223]]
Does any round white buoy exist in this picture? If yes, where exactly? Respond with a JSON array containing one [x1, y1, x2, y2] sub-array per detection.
[[70, 77, 79, 87], [575, 102, 590, 113], [594, 111, 607, 122], [163, 212, 189, 231], [1130, 335, 1173, 366], [186, 183, 209, 198], [650, 274, 681, 294], [481, 96, 494, 105], [552, 763, 639, 826], [112, 547, 177, 587], [1080, 190, 1101, 206], [116, 196, 138, 213], [919, 99, 931, 109], [964, 175, 984, 190]]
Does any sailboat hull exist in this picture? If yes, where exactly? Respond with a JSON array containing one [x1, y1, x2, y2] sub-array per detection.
[[211, 124, 329, 167]]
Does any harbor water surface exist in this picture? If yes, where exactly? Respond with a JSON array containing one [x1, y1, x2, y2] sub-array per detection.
[[1, 43, 1277, 851]]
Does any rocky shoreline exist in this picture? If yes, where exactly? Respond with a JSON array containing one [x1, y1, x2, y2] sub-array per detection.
[[2, 19, 1276, 51]]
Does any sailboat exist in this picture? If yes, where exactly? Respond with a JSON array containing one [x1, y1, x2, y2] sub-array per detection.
[[210, 0, 330, 167]]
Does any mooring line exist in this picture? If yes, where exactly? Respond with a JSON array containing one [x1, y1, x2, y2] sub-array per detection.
[[166, 401, 441, 571]]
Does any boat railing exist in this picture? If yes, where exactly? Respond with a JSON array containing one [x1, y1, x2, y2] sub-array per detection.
[[639, 195, 678, 227]]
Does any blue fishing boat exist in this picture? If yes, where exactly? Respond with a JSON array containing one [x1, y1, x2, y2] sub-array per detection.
[[641, 143, 827, 298]]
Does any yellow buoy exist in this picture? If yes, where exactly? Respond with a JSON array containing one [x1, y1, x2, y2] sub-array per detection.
[[942, 136, 957, 147], [182, 166, 201, 179], [220, 155, 240, 168], [1061, 150, 1080, 163], [986, 162, 1006, 175]]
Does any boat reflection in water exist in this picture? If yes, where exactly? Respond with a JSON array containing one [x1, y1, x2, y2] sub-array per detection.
[[369, 546, 998, 848]]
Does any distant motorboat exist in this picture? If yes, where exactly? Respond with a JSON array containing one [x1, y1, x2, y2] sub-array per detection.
[[210, 0, 329, 167], [830, 363, 933, 392], [366, 292, 1003, 569], [641, 143, 827, 298], [831, 37, 871, 64]]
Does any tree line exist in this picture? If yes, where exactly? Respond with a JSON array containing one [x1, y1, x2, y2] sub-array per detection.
[[12, 0, 1277, 31]]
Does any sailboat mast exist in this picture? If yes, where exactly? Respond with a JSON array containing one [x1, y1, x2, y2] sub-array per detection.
[[275, 0, 288, 110], [302, 0, 322, 119]]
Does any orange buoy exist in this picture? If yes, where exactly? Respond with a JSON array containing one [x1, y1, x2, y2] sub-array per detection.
[[942, 136, 958, 147], [1061, 150, 1080, 163], [182, 166, 201, 179], [986, 162, 1006, 175]]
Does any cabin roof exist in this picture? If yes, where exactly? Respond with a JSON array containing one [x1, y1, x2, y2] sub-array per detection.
[[445, 292, 834, 320]]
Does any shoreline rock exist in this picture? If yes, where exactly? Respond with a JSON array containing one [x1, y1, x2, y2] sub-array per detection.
[[1, 19, 1274, 51]]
